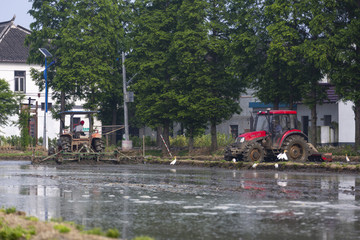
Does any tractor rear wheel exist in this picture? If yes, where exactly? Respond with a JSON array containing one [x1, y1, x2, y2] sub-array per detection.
[[243, 142, 264, 162], [93, 139, 105, 152], [282, 135, 309, 162], [60, 136, 71, 152]]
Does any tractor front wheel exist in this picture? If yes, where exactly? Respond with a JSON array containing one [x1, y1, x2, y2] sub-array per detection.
[[282, 135, 309, 162], [244, 142, 264, 162]]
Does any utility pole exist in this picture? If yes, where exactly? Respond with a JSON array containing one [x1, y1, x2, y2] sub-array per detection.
[[122, 52, 132, 150]]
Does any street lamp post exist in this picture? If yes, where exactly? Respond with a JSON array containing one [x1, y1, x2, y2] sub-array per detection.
[[39, 48, 54, 150]]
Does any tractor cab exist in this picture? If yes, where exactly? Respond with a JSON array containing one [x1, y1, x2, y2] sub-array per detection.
[[252, 110, 299, 147]]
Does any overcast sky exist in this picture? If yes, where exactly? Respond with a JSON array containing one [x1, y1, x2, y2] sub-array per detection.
[[0, 0, 34, 29]]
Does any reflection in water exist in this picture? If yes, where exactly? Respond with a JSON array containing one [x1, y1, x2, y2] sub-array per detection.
[[0, 161, 360, 239]]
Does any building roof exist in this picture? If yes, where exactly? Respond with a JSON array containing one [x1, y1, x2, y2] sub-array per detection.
[[0, 15, 31, 63]]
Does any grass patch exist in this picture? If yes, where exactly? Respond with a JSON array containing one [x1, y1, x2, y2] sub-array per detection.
[[106, 228, 120, 238], [24, 216, 38, 222], [177, 149, 189, 156], [54, 224, 70, 233], [84, 227, 104, 236], [50, 217, 63, 223], [0, 151, 46, 157], [0, 221, 36, 240], [317, 145, 359, 156], [145, 150, 162, 157], [132, 236, 155, 240], [1, 207, 17, 214]]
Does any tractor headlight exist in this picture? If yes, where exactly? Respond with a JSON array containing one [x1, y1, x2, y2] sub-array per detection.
[[237, 137, 245, 143]]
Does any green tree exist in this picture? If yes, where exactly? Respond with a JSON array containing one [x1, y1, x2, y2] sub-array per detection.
[[321, 0, 360, 149], [26, 0, 75, 132], [27, 0, 130, 142], [264, 0, 329, 144], [0, 79, 18, 128], [18, 108, 30, 149], [170, 0, 210, 151], [202, 0, 245, 152], [57, 0, 129, 144], [129, 0, 181, 155]]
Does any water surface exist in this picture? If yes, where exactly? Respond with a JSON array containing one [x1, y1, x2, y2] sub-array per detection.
[[0, 161, 360, 240]]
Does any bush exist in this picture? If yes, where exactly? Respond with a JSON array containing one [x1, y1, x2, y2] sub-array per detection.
[[169, 133, 233, 148], [170, 135, 187, 147]]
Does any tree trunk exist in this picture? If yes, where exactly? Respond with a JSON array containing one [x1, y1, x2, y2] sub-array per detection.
[[210, 120, 217, 152], [157, 126, 162, 148], [188, 128, 194, 153], [111, 109, 117, 145], [310, 104, 317, 146], [309, 84, 317, 146], [273, 97, 280, 110], [354, 100, 360, 150]]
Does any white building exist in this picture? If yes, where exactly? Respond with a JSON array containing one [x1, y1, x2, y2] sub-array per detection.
[[219, 83, 355, 146], [0, 16, 101, 147]]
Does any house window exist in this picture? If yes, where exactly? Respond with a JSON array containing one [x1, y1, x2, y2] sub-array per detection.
[[14, 71, 25, 92], [324, 115, 332, 126], [41, 102, 52, 111], [230, 125, 238, 139]]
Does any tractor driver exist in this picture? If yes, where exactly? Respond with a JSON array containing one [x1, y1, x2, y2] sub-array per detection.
[[74, 120, 85, 137], [272, 118, 282, 145], [274, 120, 282, 134]]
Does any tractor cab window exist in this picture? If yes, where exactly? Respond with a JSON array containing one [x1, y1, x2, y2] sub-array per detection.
[[289, 114, 297, 129], [254, 115, 270, 132], [271, 115, 289, 135]]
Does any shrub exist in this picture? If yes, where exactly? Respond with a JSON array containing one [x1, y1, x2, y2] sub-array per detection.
[[170, 135, 188, 147], [5, 207, 17, 214]]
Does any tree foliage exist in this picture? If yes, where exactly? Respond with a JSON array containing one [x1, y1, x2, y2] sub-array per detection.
[[0, 79, 18, 127], [24, 0, 360, 149]]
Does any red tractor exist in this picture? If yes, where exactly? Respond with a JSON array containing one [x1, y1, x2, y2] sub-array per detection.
[[224, 110, 319, 162]]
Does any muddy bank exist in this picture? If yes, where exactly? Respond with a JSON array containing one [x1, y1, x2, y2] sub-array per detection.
[[1, 151, 360, 173], [0, 210, 118, 240], [22, 154, 360, 173], [146, 157, 360, 173]]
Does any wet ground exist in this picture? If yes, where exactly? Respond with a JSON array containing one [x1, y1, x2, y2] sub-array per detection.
[[1, 160, 360, 240]]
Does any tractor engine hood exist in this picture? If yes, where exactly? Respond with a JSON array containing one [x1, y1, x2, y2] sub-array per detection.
[[237, 131, 267, 142]]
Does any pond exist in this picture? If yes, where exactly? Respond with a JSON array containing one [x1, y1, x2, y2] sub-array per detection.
[[0, 160, 360, 240]]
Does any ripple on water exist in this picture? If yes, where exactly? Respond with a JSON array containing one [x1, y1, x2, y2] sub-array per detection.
[[139, 195, 152, 199], [183, 206, 204, 209]]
